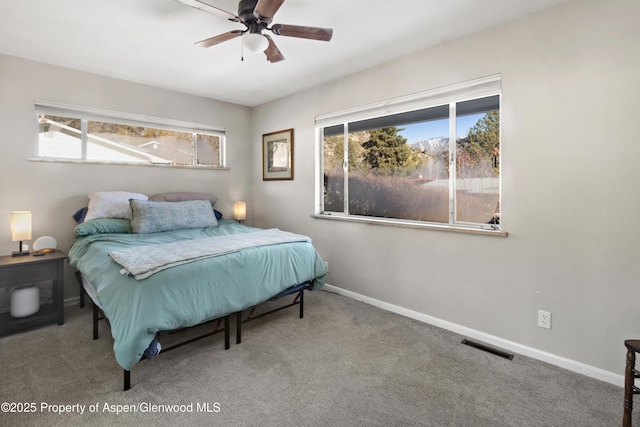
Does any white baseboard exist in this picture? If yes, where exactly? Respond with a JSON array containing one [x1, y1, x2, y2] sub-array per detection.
[[323, 284, 624, 388]]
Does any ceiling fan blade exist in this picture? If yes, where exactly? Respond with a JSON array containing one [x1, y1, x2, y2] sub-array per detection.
[[254, 0, 285, 21], [263, 35, 285, 63], [195, 30, 243, 47], [270, 24, 333, 42], [175, 0, 240, 22]]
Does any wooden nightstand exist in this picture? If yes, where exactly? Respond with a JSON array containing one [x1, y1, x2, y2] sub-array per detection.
[[0, 250, 66, 336]]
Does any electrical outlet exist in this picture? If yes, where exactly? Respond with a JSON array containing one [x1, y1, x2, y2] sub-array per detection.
[[538, 310, 551, 329], [323, 261, 329, 272]]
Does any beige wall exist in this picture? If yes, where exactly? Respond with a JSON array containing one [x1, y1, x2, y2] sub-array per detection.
[[0, 54, 252, 297], [250, 0, 640, 380]]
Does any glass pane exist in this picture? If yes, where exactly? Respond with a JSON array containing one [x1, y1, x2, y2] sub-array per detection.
[[196, 134, 220, 166], [455, 107, 500, 225], [86, 121, 193, 165], [323, 127, 345, 212], [346, 119, 449, 223], [38, 115, 82, 159]]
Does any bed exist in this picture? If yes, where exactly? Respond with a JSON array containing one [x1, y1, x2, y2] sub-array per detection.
[[67, 191, 327, 390]]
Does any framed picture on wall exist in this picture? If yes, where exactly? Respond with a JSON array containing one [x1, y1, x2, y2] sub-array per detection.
[[262, 128, 294, 181]]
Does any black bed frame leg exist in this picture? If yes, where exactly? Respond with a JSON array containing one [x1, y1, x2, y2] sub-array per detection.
[[299, 289, 304, 319], [80, 290, 85, 308], [224, 315, 230, 350], [236, 311, 242, 344], [92, 302, 99, 340], [124, 370, 131, 391], [76, 271, 85, 308]]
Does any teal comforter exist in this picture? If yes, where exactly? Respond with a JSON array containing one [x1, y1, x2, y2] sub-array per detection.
[[68, 219, 327, 371]]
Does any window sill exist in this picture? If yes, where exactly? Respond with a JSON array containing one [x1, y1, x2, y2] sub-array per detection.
[[28, 158, 229, 171], [311, 213, 508, 237]]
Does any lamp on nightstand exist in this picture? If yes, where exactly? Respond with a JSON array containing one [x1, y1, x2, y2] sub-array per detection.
[[233, 201, 246, 222], [11, 211, 32, 257]]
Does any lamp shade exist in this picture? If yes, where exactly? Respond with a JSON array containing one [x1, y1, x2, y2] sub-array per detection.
[[11, 211, 32, 241], [244, 33, 269, 53], [233, 201, 247, 221]]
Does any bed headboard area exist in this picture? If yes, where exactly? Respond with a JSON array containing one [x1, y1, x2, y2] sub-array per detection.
[[73, 191, 223, 226]]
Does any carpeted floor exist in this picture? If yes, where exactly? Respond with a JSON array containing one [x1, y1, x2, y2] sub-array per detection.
[[0, 289, 630, 426]]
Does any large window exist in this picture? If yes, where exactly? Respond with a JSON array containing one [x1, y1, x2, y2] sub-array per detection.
[[316, 76, 501, 231], [34, 101, 226, 168]]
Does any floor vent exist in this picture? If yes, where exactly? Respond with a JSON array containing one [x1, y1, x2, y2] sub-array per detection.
[[461, 339, 514, 360]]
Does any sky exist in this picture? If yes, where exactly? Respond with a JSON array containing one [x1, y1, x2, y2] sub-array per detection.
[[397, 114, 482, 144]]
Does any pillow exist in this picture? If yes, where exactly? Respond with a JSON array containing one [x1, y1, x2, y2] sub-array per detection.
[[78, 205, 173, 224], [130, 199, 218, 234], [73, 207, 88, 224], [149, 192, 218, 207], [84, 191, 148, 221], [74, 219, 132, 237]]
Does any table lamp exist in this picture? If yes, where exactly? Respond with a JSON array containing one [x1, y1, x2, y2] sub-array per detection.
[[11, 210, 32, 256], [233, 201, 246, 222]]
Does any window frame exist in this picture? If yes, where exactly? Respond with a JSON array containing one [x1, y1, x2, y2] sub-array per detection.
[[32, 100, 227, 169], [314, 75, 506, 236]]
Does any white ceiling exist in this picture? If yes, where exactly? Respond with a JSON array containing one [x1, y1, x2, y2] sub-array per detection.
[[0, 0, 569, 107]]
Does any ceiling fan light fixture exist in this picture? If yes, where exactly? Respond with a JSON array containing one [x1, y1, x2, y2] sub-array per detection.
[[244, 33, 269, 53]]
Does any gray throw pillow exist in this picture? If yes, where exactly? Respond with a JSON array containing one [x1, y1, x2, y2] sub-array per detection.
[[130, 199, 218, 234]]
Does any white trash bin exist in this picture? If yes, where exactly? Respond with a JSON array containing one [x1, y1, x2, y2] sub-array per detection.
[[10, 286, 40, 317]]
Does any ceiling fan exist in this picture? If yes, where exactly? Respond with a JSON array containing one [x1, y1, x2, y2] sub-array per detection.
[[176, 0, 333, 63]]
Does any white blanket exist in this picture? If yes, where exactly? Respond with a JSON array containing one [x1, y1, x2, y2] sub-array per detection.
[[109, 229, 311, 280]]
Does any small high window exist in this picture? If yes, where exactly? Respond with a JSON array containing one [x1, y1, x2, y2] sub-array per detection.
[[34, 101, 226, 168]]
